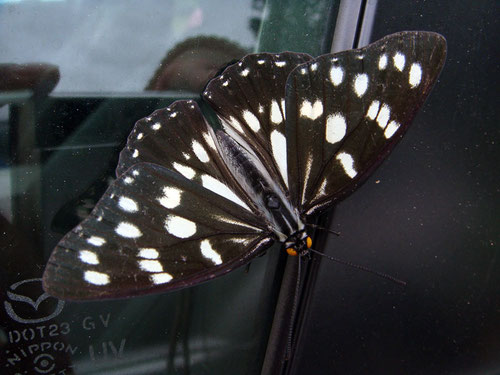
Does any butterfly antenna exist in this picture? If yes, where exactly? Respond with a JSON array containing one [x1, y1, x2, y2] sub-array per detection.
[[306, 223, 340, 236], [286, 256, 302, 361], [308, 248, 407, 286]]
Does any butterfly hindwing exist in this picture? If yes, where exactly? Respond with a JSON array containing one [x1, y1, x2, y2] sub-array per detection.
[[203, 52, 313, 192], [43, 163, 274, 300], [285, 31, 447, 216]]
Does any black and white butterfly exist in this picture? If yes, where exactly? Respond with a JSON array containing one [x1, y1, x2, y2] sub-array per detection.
[[43, 31, 446, 300]]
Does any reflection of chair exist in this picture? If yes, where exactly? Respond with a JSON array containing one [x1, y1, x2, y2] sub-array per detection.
[[0, 63, 60, 99], [146, 36, 248, 93]]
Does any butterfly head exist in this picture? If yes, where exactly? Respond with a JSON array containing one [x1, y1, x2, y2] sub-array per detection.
[[285, 230, 312, 257]]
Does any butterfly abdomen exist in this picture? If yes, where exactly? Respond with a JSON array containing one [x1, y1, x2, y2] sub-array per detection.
[[216, 130, 303, 241]]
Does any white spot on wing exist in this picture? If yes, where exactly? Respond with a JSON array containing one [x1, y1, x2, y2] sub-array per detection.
[[275, 61, 286, 67], [280, 99, 286, 120], [138, 248, 159, 259], [378, 54, 388, 70], [203, 132, 217, 150], [139, 259, 163, 273], [173, 162, 196, 180], [123, 176, 134, 184], [137, 133, 144, 140], [201, 175, 250, 210], [192, 140, 210, 163], [310, 63, 318, 71], [118, 196, 139, 213], [200, 240, 223, 265], [384, 120, 400, 138], [257, 59, 265, 64], [152, 122, 161, 130], [242, 110, 261, 132], [79, 250, 99, 265], [353, 73, 369, 97], [329, 66, 344, 86], [211, 215, 260, 231], [165, 215, 196, 238], [325, 113, 347, 144], [366, 100, 381, 120], [87, 236, 105, 247], [409, 63, 422, 88], [376, 104, 391, 129], [227, 116, 244, 133], [336, 152, 357, 178], [317, 178, 328, 197], [84, 270, 109, 285], [158, 186, 181, 209], [300, 100, 323, 120], [132, 149, 139, 158], [393, 52, 406, 71], [270, 130, 288, 187], [270, 99, 282, 124], [115, 222, 142, 238], [240, 68, 250, 76], [301, 155, 313, 204], [151, 273, 173, 284]]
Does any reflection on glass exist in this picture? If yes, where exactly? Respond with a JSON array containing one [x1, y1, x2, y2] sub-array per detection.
[[0, 0, 335, 373], [146, 36, 247, 93]]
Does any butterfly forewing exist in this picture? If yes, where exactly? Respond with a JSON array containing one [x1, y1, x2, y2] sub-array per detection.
[[203, 52, 312, 191], [116, 99, 256, 212], [116, 100, 209, 177], [43, 163, 274, 300], [285, 31, 447, 215]]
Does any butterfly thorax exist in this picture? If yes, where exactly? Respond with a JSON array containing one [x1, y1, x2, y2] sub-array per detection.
[[215, 130, 305, 242]]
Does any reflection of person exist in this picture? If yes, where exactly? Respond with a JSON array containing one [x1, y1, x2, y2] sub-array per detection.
[[48, 36, 247, 233], [146, 36, 248, 93]]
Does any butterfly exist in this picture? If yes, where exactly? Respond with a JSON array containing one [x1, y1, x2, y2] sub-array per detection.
[[42, 31, 446, 300]]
